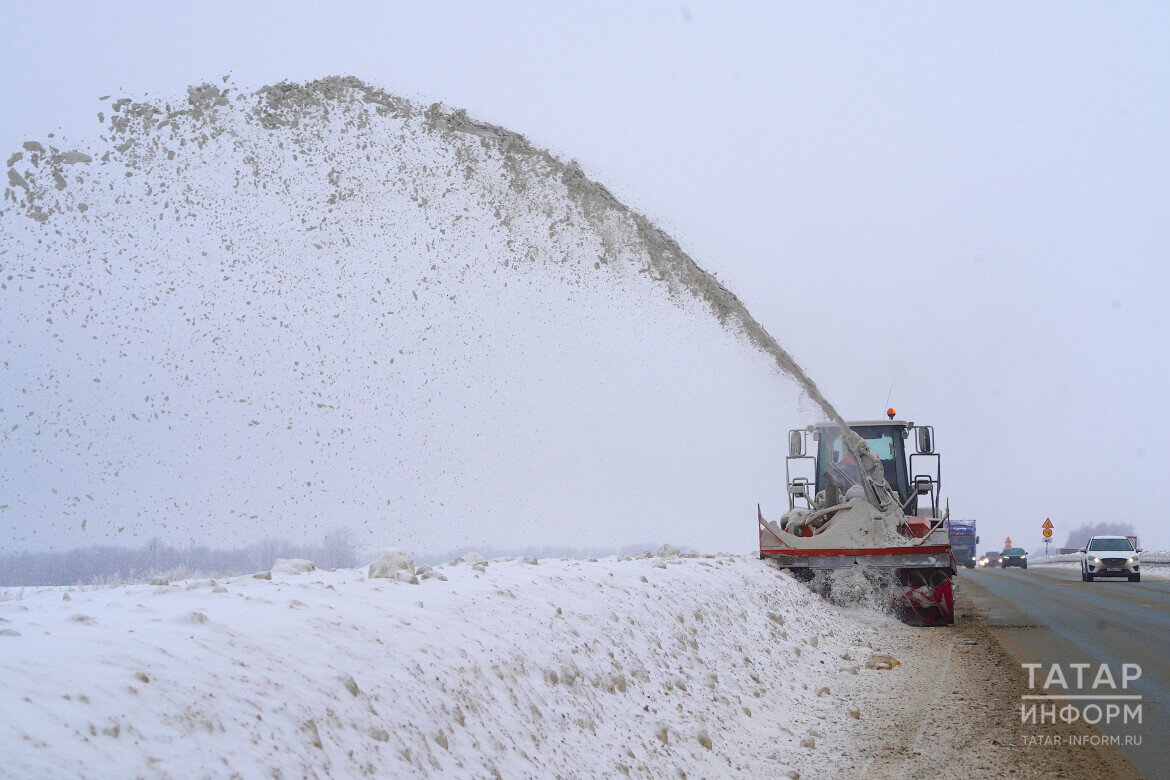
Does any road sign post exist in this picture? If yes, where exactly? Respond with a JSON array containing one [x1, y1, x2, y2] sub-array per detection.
[[1042, 518, 1054, 556]]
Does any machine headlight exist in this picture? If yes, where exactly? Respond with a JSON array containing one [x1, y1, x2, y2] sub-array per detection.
[[1127, 557, 1134, 564], [1092, 556, 1101, 563]]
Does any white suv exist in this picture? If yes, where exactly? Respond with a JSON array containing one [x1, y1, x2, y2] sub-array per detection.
[[1080, 535, 1141, 582]]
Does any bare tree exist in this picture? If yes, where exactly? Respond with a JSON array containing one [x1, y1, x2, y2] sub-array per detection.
[[1063, 521, 1136, 550], [319, 527, 357, 569]]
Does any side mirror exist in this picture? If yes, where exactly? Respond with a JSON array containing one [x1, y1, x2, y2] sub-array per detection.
[[788, 482, 808, 498], [788, 430, 804, 457], [916, 426, 934, 454], [976, 536, 980, 544], [1138, 548, 1144, 553], [915, 476, 933, 495], [1078, 548, 1087, 554]]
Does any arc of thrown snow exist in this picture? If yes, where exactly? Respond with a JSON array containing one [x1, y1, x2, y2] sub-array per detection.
[[423, 99, 849, 433], [6, 75, 886, 506]]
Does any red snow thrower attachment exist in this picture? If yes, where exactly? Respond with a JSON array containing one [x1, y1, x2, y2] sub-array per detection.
[[894, 568, 954, 626]]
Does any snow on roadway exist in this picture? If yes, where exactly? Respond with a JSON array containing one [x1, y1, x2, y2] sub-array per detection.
[[0, 549, 902, 778]]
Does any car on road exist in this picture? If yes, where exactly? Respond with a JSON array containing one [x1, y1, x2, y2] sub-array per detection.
[[978, 551, 1001, 567], [1080, 535, 1141, 582], [1001, 548, 1028, 569]]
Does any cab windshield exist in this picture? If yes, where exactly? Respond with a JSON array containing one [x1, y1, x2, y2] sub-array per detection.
[[1088, 538, 1134, 552], [1004, 548, 1026, 556], [817, 425, 910, 504]]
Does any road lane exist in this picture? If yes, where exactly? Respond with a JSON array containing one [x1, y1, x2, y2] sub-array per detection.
[[960, 565, 1169, 777]]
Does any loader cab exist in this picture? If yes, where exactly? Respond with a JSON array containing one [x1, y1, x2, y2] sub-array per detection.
[[785, 418, 941, 517], [816, 424, 911, 505]]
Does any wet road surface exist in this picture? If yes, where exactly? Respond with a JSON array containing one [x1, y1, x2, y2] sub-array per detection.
[[960, 565, 1169, 777]]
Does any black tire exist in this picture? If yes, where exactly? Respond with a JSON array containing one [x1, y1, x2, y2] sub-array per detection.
[[1130, 573, 1140, 583], [1022, 563, 1027, 569], [1086, 572, 1094, 582], [1001, 562, 1006, 568]]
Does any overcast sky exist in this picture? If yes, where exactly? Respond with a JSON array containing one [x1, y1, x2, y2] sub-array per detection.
[[3, 2, 1168, 552]]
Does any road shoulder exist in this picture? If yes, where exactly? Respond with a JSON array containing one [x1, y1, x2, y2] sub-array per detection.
[[843, 583, 1142, 779]]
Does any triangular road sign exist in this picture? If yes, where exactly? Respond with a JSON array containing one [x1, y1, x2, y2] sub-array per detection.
[[1042, 518, 1054, 529]]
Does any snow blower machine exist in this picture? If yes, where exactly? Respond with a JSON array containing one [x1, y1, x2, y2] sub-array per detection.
[[758, 410, 955, 626]]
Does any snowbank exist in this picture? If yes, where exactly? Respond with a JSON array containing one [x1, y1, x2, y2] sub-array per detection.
[[1031, 552, 1170, 580], [271, 558, 317, 575], [0, 555, 899, 778], [1033, 551, 1170, 565]]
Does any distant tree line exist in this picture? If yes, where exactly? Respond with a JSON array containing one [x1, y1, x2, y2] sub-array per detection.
[[0, 533, 686, 588], [1061, 521, 1136, 551], [0, 527, 358, 587], [414, 541, 668, 566]]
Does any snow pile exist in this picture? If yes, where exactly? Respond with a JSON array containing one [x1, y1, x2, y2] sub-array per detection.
[[1029, 554, 1082, 565], [0, 555, 899, 777], [367, 548, 415, 579], [271, 558, 317, 575]]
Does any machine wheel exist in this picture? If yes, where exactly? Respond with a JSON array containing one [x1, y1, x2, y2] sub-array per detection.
[[1130, 573, 1140, 582], [1021, 563, 1027, 569], [1086, 572, 1095, 582]]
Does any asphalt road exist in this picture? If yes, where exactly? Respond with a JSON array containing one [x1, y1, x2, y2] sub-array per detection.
[[960, 565, 1170, 778]]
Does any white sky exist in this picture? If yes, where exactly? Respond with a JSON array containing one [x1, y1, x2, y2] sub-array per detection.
[[3, 2, 1168, 551]]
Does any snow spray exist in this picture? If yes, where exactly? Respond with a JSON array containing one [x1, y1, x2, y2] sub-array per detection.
[[1, 77, 885, 551]]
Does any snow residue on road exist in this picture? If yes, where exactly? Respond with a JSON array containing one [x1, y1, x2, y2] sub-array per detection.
[[0, 552, 898, 778]]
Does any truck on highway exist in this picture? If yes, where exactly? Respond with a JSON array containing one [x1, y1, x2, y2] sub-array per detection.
[[948, 519, 978, 569]]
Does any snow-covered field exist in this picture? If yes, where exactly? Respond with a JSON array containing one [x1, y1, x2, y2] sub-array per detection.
[[0, 550, 901, 778]]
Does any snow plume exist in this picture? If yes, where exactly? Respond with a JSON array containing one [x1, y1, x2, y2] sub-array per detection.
[[1, 76, 838, 555], [811, 567, 898, 615]]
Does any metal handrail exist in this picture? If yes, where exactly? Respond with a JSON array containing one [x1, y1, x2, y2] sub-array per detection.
[[785, 452, 816, 509]]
